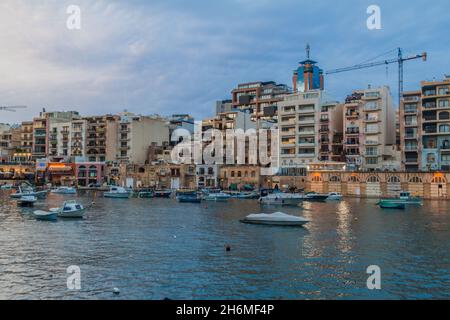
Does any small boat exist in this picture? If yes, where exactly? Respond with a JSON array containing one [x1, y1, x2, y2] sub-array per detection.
[[0, 184, 13, 190], [51, 186, 77, 194], [17, 195, 37, 206], [240, 212, 309, 227], [203, 192, 231, 201], [137, 191, 154, 198], [176, 191, 202, 203], [33, 210, 57, 221], [304, 192, 329, 202], [154, 190, 172, 198], [327, 192, 343, 201], [104, 186, 131, 199], [50, 200, 85, 218], [378, 200, 406, 209], [259, 193, 304, 206]]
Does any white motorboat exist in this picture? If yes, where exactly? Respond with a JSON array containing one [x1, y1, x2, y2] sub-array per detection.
[[33, 210, 57, 221], [240, 212, 309, 227], [50, 200, 85, 218], [51, 186, 77, 195], [203, 192, 231, 201], [104, 186, 131, 198], [17, 195, 37, 206], [0, 184, 13, 190], [259, 193, 304, 206], [327, 192, 343, 201]]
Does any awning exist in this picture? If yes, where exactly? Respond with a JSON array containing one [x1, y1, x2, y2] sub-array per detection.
[[48, 166, 73, 173]]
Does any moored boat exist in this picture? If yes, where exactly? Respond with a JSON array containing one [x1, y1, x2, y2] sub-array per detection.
[[51, 186, 77, 195], [235, 191, 260, 199], [203, 192, 231, 201], [33, 210, 57, 221], [50, 200, 85, 218], [154, 190, 172, 198], [10, 187, 49, 199], [104, 186, 131, 199], [378, 200, 406, 209], [259, 192, 304, 206], [17, 195, 37, 206], [176, 190, 201, 203], [327, 192, 343, 201], [0, 184, 13, 190], [304, 192, 329, 202], [240, 212, 309, 227]]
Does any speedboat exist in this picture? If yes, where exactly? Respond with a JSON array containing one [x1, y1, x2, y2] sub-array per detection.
[[33, 210, 57, 221], [17, 195, 37, 206], [104, 186, 131, 199], [203, 192, 231, 201], [378, 200, 406, 209], [50, 200, 85, 218], [240, 212, 309, 227], [154, 190, 172, 198], [327, 192, 343, 201], [304, 192, 329, 202], [51, 186, 77, 195], [259, 193, 304, 206]]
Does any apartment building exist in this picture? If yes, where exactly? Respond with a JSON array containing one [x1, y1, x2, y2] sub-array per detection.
[[231, 81, 290, 122], [84, 115, 118, 162], [116, 113, 170, 164], [400, 76, 450, 171], [400, 91, 422, 171], [32, 111, 79, 160], [278, 90, 341, 169], [342, 86, 398, 171]]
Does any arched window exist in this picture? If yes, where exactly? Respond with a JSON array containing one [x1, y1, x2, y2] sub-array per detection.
[[138, 167, 145, 173], [367, 175, 380, 183], [348, 176, 359, 183], [329, 175, 341, 182], [409, 176, 422, 183], [251, 171, 256, 178], [388, 176, 401, 183], [431, 176, 446, 184], [312, 175, 322, 182], [230, 171, 235, 178], [237, 171, 242, 178]]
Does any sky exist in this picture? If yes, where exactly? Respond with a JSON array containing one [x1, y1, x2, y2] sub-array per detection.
[[0, 0, 449, 124]]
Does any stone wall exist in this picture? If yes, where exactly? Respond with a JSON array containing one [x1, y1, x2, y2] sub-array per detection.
[[303, 171, 449, 200]]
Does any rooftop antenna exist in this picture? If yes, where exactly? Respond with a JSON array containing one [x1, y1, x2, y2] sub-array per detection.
[[306, 43, 311, 59]]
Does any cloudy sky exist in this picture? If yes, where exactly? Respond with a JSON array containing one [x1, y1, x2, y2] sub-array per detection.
[[0, 0, 449, 123]]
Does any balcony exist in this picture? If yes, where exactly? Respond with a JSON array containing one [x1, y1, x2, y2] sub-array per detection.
[[404, 107, 417, 114], [346, 111, 359, 118], [365, 130, 380, 135], [298, 130, 315, 136], [404, 133, 417, 139], [405, 158, 418, 164], [364, 117, 379, 123], [405, 146, 418, 152], [405, 121, 418, 126], [319, 128, 329, 133], [365, 140, 380, 145], [423, 102, 436, 109], [346, 129, 359, 135]]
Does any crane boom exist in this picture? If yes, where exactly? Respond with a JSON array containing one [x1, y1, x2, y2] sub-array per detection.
[[325, 48, 427, 106], [0, 105, 27, 112]]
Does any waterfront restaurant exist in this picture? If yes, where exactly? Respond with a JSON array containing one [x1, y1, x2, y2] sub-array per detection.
[[47, 162, 75, 186]]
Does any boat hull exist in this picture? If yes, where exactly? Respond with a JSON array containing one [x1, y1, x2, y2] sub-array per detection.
[[33, 211, 57, 221], [378, 201, 406, 209], [240, 219, 308, 226], [104, 193, 131, 199]]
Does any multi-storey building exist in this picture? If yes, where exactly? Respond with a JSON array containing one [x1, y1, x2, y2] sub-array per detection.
[[278, 90, 341, 169], [231, 81, 290, 122], [84, 115, 118, 163], [20, 121, 33, 155], [400, 76, 450, 171], [342, 86, 398, 171], [215, 100, 233, 115], [400, 91, 422, 171], [116, 113, 170, 164]]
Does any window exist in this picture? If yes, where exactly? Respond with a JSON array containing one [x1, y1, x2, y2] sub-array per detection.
[[348, 176, 359, 183], [366, 158, 378, 165], [439, 124, 450, 133], [367, 175, 380, 183], [388, 176, 401, 183], [329, 175, 341, 182], [409, 176, 422, 183], [312, 175, 322, 182], [427, 153, 436, 163], [439, 100, 449, 108], [439, 111, 450, 120]]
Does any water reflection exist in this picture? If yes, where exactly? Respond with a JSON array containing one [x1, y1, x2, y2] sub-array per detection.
[[0, 191, 448, 299]]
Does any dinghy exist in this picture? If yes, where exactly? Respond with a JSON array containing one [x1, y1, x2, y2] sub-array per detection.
[[17, 195, 37, 206], [33, 210, 57, 221]]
